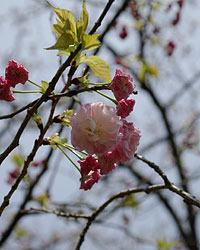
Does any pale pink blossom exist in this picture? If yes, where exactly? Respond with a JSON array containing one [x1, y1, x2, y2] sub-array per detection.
[[5, 60, 28, 88], [109, 69, 135, 101], [0, 76, 15, 102], [117, 99, 135, 118], [115, 120, 140, 163], [80, 170, 100, 190], [71, 102, 122, 155], [78, 155, 99, 176], [98, 149, 119, 175]]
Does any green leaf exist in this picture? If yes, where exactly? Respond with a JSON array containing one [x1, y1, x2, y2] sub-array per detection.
[[61, 109, 74, 127], [138, 62, 158, 83], [32, 113, 42, 124], [75, 53, 86, 66], [35, 193, 49, 208], [47, 1, 78, 45], [63, 18, 77, 41], [15, 226, 28, 239], [47, 1, 76, 30], [53, 19, 64, 37], [49, 133, 68, 149], [82, 33, 100, 50], [82, 55, 111, 82], [80, 0, 88, 32], [41, 80, 49, 94], [11, 154, 24, 167], [146, 64, 158, 77], [157, 237, 179, 250], [32, 112, 43, 130], [76, 20, 84, 41], [121, 195, 139, 209], [46, 31, 75, 50], [76, 1, 88, 40]]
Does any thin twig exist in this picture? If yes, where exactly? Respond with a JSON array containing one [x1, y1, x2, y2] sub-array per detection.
[[75, 184, 166, 250], [134, 153, 200, 208], [0, 99, 39, 120], [21, 207, 90, 220], [89, 0, 116, 35]]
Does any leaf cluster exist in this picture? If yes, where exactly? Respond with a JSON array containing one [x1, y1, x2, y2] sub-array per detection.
[[46, 1, 111, 82], [46, 1, 100, 53]]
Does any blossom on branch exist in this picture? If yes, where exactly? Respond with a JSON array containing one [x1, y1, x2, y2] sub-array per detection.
[[71, 102, 122, 155], [0, 76, 15, 102], [78, 155, 99, 176], [115, 120, 141, 163], [80, 170, 101, 191], [5, 60, 28, 88], [109, 69, 135, 101], [117, 99, 135, 118], [98, 149, 119, 175]]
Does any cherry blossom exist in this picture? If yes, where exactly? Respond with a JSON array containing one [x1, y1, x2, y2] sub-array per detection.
[[0, 76, 15, 102], [98, 149, 119, 175], [80, 170, 101, 190], [5, 60, 28, 88], [109, 69, 135, 101], [115, 120, 141, 163], [117, 99, 135, 118], [71, 102, 122, 155], [78, 155, 99, 176]]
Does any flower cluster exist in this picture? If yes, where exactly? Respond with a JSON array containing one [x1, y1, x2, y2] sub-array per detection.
[[71, 70, 141, 190], [0, 60, 28, 102]]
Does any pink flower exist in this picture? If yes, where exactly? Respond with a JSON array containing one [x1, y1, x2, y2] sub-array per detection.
[[109, 69, 135, 101], [117, 99, 135, 118], [98, 149, 119, 175], [5, 60, 28, 88], [80, 170, 101, 191], [0, 76, 15, 102], [71, 102, 122, 155], [78, 155, 99, 176], [115, 120, 141, 163]]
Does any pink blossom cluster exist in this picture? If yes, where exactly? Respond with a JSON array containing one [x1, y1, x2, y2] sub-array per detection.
[[71, 70, 141, 190], [0, 60, 28, 102]]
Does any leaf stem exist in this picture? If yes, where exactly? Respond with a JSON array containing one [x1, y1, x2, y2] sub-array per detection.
[[89, 82, 110, 86], [61, 144, 88, 156], [96, 90, 117, 105], [12, 90, 41, 94], [57, 145, 81, 173], [28, 79, 42, 88]]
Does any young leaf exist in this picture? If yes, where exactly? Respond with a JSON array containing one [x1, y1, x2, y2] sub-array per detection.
[[47, 1, 77, 39], [75, 53, 86, 66], [82, 55, 111, 82], [157, 237, 179, 250], [46, 31, 74, 50], [49, 133, 68, 149], [41, 80, 49, 94], [80, 0, 88, 32], [15, 226, 28, 239], [120, 195, 139, 209], [32, 112, 43, 131], [76, 19, 84, 41], [61, 109, 74, 127], [11, 154, 24, 167], [138, 62, 158, 83], [53, 19, 64, 37], [47, 1, 76, 28], [82, 33, 100, 50], [35, 193, 49, 208]]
